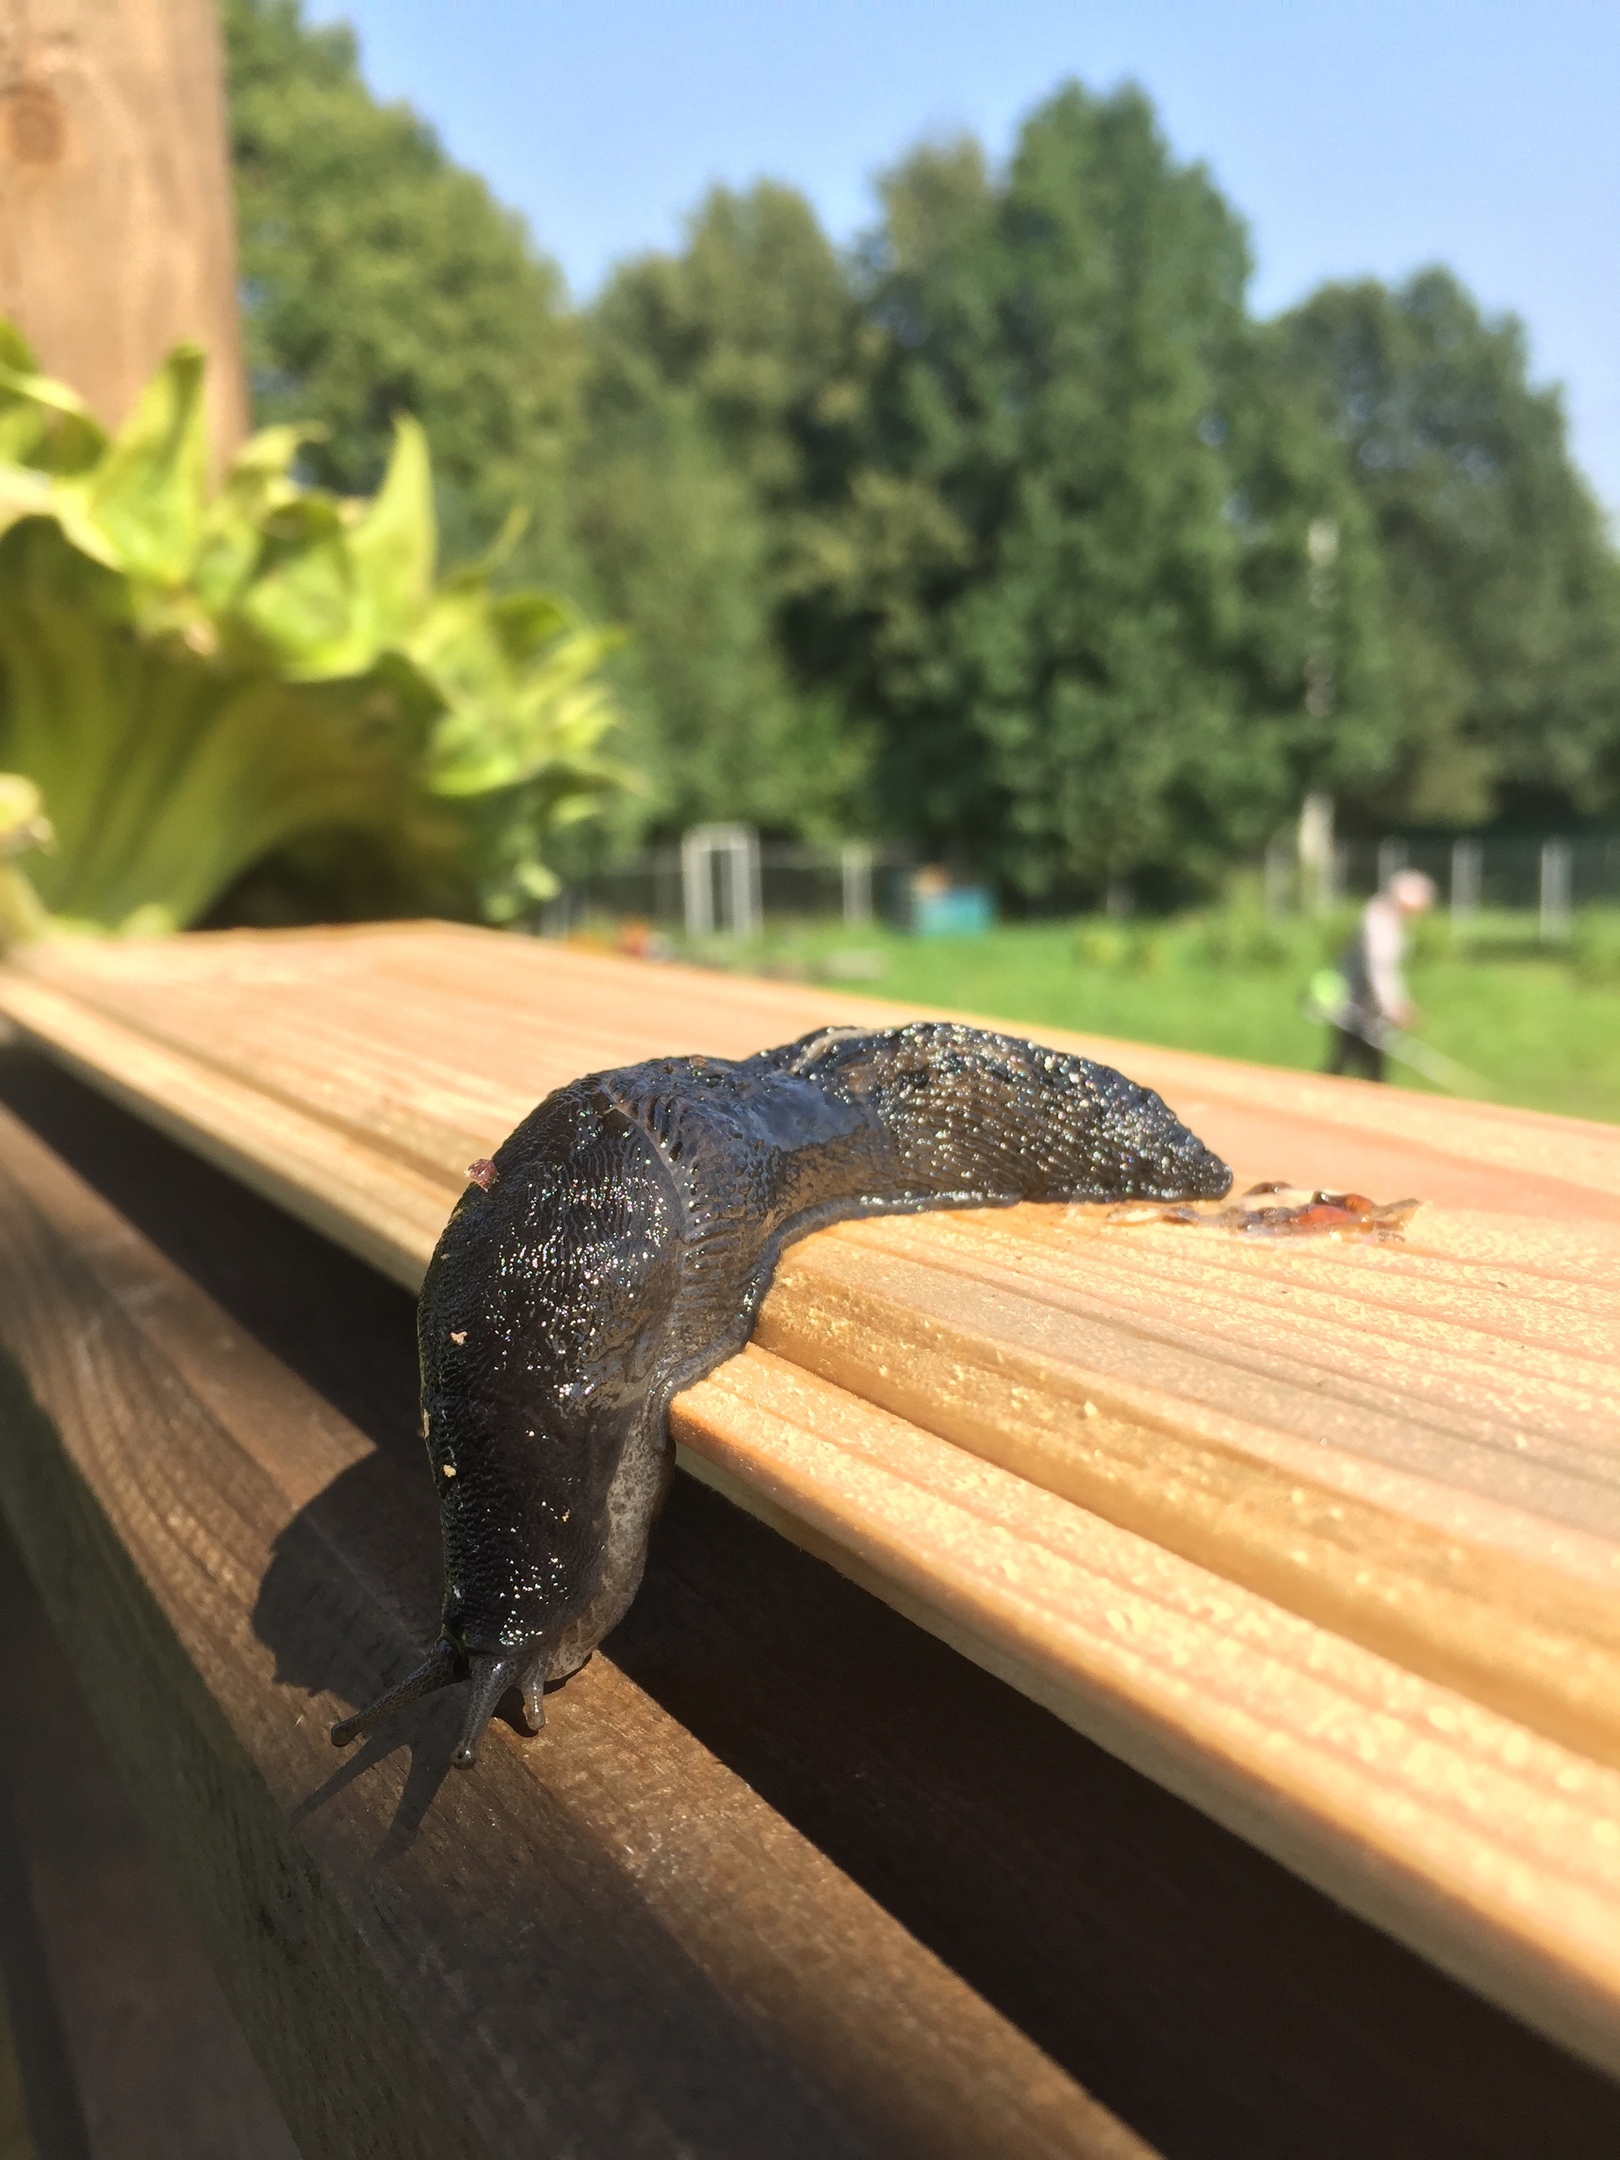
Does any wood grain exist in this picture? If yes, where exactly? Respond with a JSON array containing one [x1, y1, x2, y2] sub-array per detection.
[[4, 923, 1620, 2077], [0, 1519, 299, 2160], [0, 1096, 1146, 2160], [753, 1216, 1620, 1769], [0, 0, 248, 468], [672, 1348, 1620, 2083]]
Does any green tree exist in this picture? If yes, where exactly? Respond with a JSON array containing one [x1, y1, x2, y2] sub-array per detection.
[[1276, 269, 1620, 824], [244, 16, 1620, 883], [223, 8, 871, 848], [572, 183, 870, 837], [813, 86, 1396, 904], [1221, 331, 1398, 834], [224, 0, 582, 580]]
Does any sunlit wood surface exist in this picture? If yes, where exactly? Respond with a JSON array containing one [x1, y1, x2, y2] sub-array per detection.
[[5, 920, 1620, 2079]]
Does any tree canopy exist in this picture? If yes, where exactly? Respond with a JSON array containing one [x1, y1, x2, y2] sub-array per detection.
[[570, 183, 869, 838], [224, 0, 581, 577], [1275, 270, 1620, 826], [805, 89, 1398, 901], [221, 4, 1620, 902]]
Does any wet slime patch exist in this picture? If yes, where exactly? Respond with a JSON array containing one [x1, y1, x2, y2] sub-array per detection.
[[1105, 1181, 1420, 1242]]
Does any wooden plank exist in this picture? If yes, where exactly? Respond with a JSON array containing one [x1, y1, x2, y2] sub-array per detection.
[[671, 1349, 1620, 2083], [0, 971, 458, 1279], [751, 1217, 1620, 1769], [0, 1096, 1148, 2160], [19, 1054, 1620, 2160], [5, 930, 1617, 1651], [17, 920, 1620, 1212], [0, 1519, 299, 2160], [4, 925, 1620, 2074]]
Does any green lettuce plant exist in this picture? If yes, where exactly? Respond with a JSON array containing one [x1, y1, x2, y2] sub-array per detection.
[[0, 771, 51, 944], [0, 326, 631, 937]]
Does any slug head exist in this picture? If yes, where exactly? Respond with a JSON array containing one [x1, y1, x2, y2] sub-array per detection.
[[791, 1023, 1232, 1208], [1079, 1066, 1232, 1202], [333, 1085, 680, 1767], [330, 1638, 546, 1768]]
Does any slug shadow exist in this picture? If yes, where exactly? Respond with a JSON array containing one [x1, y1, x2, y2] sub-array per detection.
[[287, 1711, 463, 1864], [254, 1451, 566, 1859], [250, 1447, 468, 1854]]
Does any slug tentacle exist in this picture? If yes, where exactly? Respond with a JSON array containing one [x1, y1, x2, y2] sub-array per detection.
[[330, 1023, 1230, 1766], [331, 1639, 459, 1750], [452, 1652, 538, 1768], [520, 1666, 548, 1734]]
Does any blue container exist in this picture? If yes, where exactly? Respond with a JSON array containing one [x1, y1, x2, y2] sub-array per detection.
[[913, 886, 995, 938]]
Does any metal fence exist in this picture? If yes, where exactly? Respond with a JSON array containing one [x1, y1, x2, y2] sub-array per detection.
[[1265, 824, 1620, 935], [545, 831, 916, 939], [1337, 833, 1620, 935], [549, 824, 1620, 941]]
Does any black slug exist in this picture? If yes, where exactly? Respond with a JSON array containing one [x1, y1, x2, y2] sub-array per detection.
[[331, 1021, 1230, 1766]]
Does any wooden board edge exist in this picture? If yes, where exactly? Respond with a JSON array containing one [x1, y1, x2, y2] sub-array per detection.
[[0, 980, 434, 1292], [673, 1443, 1620, 2086], [0, 1368, 489, 2160]]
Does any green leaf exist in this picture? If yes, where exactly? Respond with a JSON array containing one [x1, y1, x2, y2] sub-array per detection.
[[343, 414, 436, 648], [191, 422, 321, 611], [0, 862, 47, 946], [0, 333, 632, 935], [0, 354, 108, 477], [419, 607, 623, 798], [230, 492, 360, 671], [0, 770, 53, 855], [459, 503, 530, 582], [0, 464, 55, 543], [229, 417, 440, 681], [53, 345, 209, 586]]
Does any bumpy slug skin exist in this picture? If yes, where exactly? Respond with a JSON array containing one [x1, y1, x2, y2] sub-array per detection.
[[331, 1022, 1231, 1765]]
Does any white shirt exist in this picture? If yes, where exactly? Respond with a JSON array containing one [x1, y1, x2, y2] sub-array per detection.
[[1360, 895, 1408, 1020]]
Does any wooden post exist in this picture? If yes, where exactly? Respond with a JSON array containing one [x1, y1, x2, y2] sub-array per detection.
[[0, 0, 249, 471]]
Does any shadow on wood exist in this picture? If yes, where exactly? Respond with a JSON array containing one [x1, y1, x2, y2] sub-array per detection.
[[0, 1517, 298, 2159]]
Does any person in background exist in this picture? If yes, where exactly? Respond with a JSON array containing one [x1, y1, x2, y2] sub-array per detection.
[[1325, 868, 1437, 1081]]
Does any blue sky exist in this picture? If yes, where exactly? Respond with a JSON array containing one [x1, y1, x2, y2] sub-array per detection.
[[307, 0, 1620, 511]]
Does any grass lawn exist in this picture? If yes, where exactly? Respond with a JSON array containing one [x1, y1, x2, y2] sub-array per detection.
[[657, 916, 1620, 1125]]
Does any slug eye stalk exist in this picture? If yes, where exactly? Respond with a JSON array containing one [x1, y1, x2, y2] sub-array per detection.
[[331, 1641, 546, 1768], [449, 1650, 543, 1767], [330, 1640, 460, 1751]]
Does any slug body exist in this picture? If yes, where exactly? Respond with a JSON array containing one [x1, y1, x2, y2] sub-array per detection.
[[333, 1022, 1230, 1763]]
